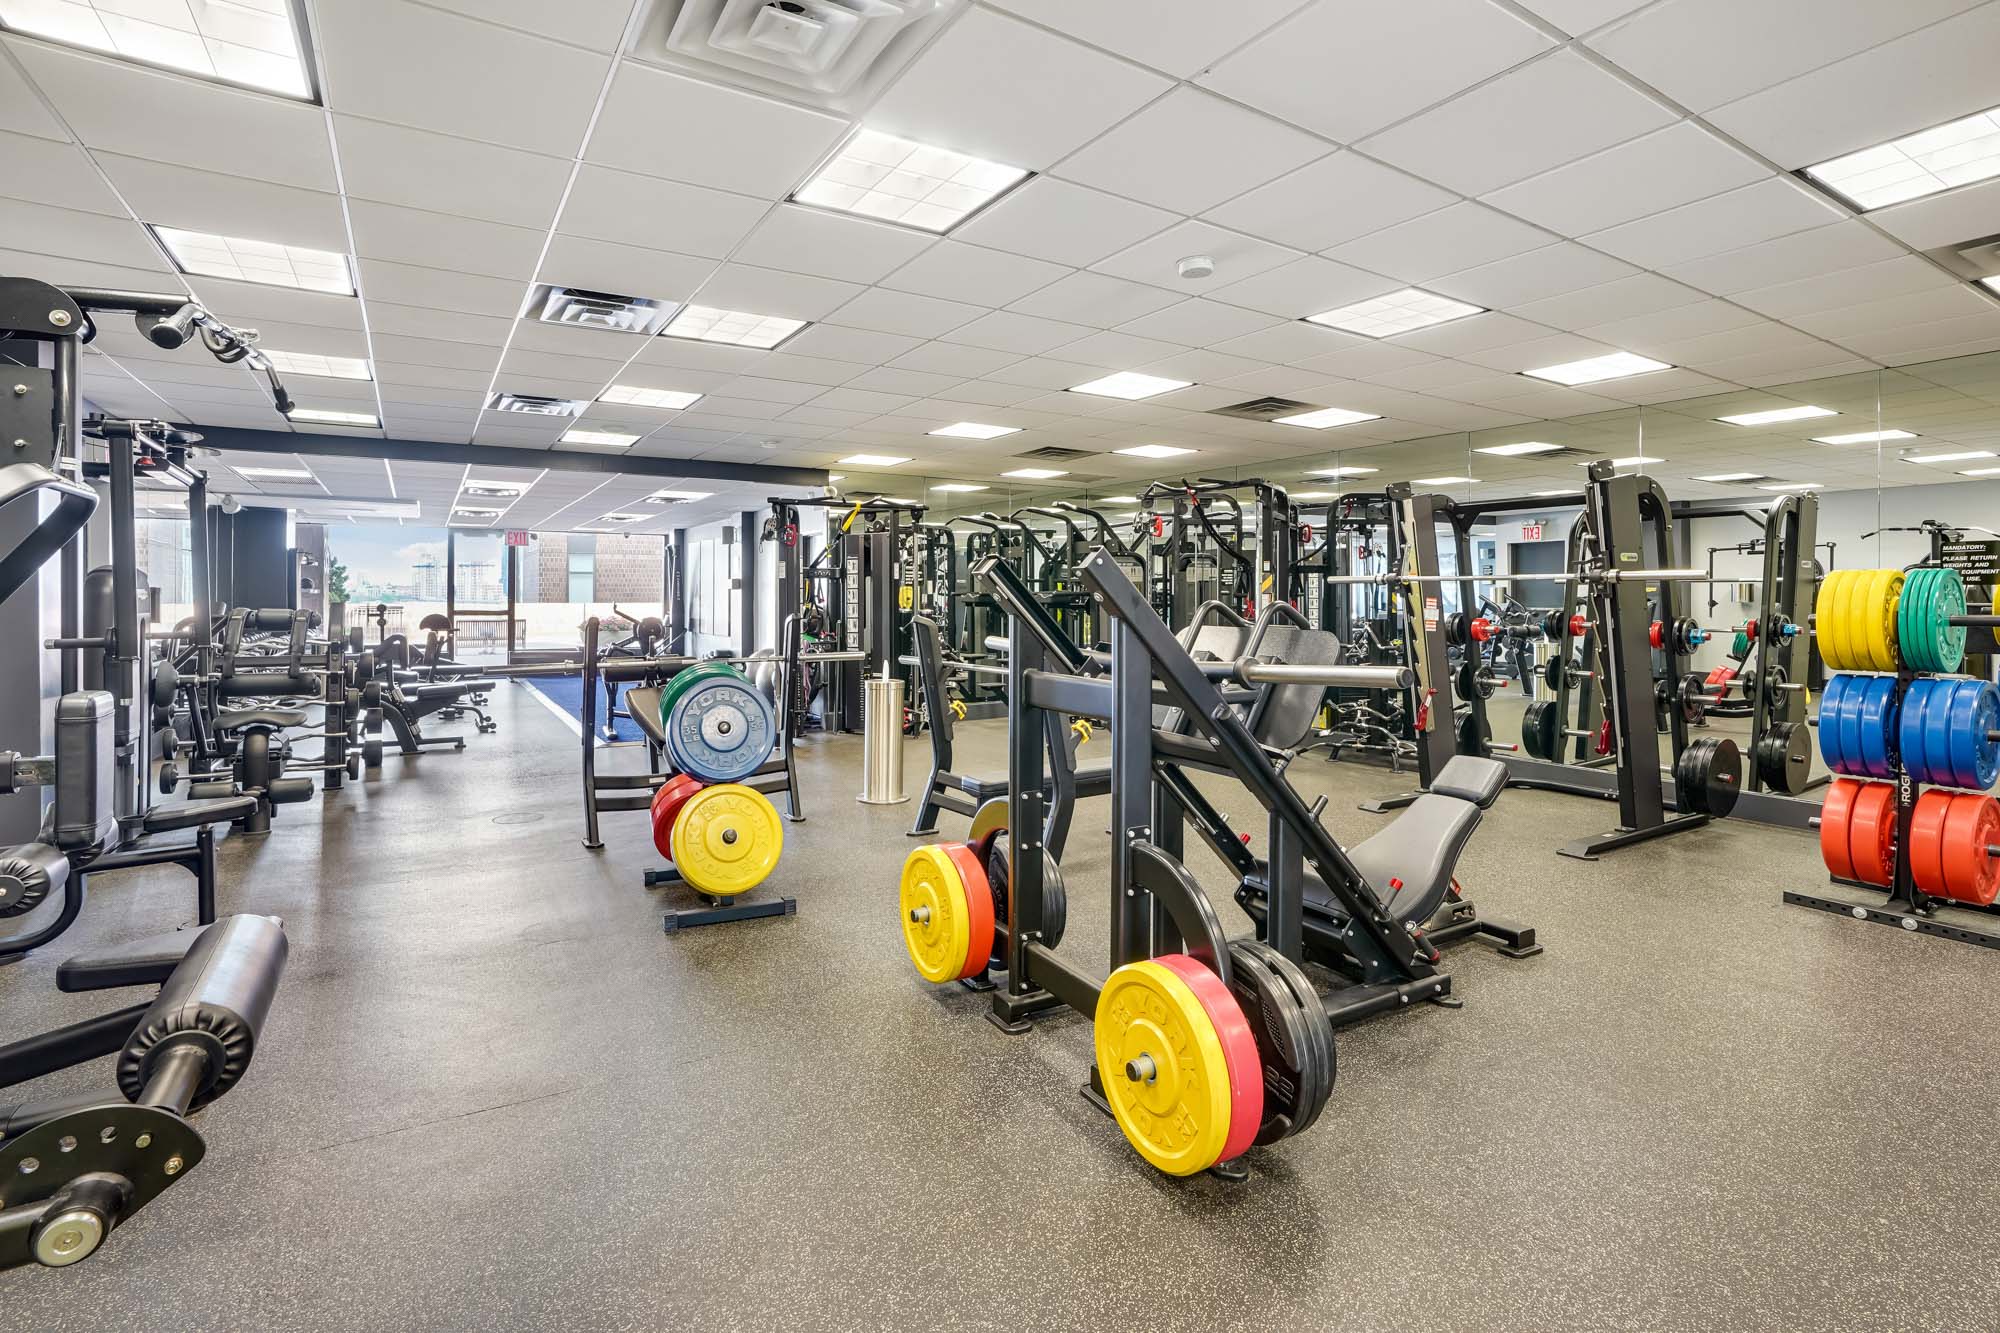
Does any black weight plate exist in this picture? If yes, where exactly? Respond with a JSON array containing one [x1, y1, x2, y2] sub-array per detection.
[[1758, 720, 1812, 796], [1224, 942, 1315, 1147], [1677, 736, 1742, 817], [1455, 659, 1477, 701], [983, 834, 1066, 969], [1541, 609, 1563, 641], [1236, 940, 1335, 1138], [1679, 671, 1708, 725], [1457, 707, 1489, 755], [1543, 654, 1563, 691], [1522, 699, 1559, 760]]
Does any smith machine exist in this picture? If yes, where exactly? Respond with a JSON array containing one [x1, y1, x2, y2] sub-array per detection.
[[768, 497, 918, 733]]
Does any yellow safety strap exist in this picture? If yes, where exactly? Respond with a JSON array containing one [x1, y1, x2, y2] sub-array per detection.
[[840, 500, 864, 532]]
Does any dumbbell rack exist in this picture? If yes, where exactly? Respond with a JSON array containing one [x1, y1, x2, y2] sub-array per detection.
[[1786, 669, 2000, 950]]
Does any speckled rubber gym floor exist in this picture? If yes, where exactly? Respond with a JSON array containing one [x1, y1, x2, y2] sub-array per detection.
[[2, 683, 1992, 1331]]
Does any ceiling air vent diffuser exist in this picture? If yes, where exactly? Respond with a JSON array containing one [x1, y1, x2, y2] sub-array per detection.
[[489, 393, 586, 417], [535, 286, 672, 335], [633, 0, 959, 110], [1014, 445, 1096, 461], [1208, 397, 1317, 422]]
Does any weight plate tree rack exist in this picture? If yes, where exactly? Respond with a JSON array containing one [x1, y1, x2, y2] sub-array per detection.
[[1786, 566, 2000, 948]]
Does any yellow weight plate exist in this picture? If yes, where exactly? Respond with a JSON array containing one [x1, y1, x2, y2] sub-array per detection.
[[1816, 570, 1849, 672], [1853, 568, 1885, 671], [1875, 568, 1905, 670], [1093, 960, 1232, 1176], [672, 784, 783, 898], [1831, 568, 1865, 672], [968, 797, 1009, 847], [899, 845, 971, 984]]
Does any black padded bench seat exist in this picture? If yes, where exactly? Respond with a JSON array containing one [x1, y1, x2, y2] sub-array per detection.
[[626, 686, 667, 746], [214, 708, 306, 733]]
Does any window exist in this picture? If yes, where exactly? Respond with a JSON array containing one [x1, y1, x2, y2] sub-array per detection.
[[567, 535, 595, 603]]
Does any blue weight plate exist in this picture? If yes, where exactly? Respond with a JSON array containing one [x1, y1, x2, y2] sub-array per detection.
[[665, 674, 778, 783], [1898, 677, 1934, 784], [1970, 682, 2000, 790], [1943, 678, 2000, 791], [1818, 674, 1850, 773], [1835, 672, 1871, 779], [1857, 676, 1896, 778], [1923, 678, 1963, 788]]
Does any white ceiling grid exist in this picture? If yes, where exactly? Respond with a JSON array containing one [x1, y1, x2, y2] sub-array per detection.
[[0, 0, 1995, 532]]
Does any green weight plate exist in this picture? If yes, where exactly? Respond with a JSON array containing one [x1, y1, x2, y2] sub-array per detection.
[[657, 661, 740, 731], [1731, 628, 1750, 658]]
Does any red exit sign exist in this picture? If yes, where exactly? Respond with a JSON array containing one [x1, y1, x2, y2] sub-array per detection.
[[505, 530, 530, 547], [1522, 522, 1544, 541]]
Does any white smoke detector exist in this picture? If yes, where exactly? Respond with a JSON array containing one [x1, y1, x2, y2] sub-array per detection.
[[1178, 255, 1215, 281]]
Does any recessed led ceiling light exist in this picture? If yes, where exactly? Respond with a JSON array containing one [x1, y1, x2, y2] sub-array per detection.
[[600, 384, 703, 410], [1003, 468, 1067, 480], [1115, 444, 1195, 459], [1305, 288, 1485, 337], [1905, 449, 1997, 464], [452, 508, 503, 523], [1693, 473, 1767, 483], [1308, 465, 1379, 477], [838, 454, 910, 467], [1413, 475, 1479, 485], [152, 227, 353, 295], [644, 489, 713, 504], [1293, 490, 1337, 500], [1813, 429, 1917, 445], [1522, 352, 1671, 385], [1757, 482, 1822, 491], [931, 482, 989, 492], [1961, 466, 2000, 477], [601, 513, 648, 523], [232, 465, 313, 481], [1804, 104, 2000, 210], [286, 408, 378, 428], [1578, 455, 1663, 467], [1100, 495, 1139, 503], [261, 351, 371, 381], [793, 128, 1029, 233], [1068, 372, 1191, 400], [0, 0, 313, 98], [1531, 488, 1583, 496], [1982, 276, 2000, 295], [1274, 407, 1382, 430], [1475, 441, 1564, 456], [661, 304, 806, 349], [1715, 405, 1838, 426], [560, 429, 639, 448], [462, 481, 526, 498], [928, 422, 1019, 439]]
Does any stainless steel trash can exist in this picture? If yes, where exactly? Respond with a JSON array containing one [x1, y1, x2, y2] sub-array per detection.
[[858, 675, 908, 805]]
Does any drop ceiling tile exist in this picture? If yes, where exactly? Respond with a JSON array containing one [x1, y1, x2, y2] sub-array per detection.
[[423, 0, 630, 48], [732, 205, 936, 284], [1049, 330, 1187, 368], [779, 324, 926, 366], [1212, 321, 1365, 365], [0, 49, 67, 140], [812, 387, 920, 416], [984, 356, 1123, 389], [377, 331, 505, 373], [0, 131, 121, 214], [1325, 203, 1555, 285], [1664, 221, 1905, 296], [1007, 272, 1185, 327], [830, 288, 986, 339], [943, 380, 1045, 409], [586, 63, 847, 198], [318, 0, 609, 156], [867, 7, 1172, 170], [882, 242, 1070, 308], [359, 258, 529, 318], [0, 196, 166, 270], [1292, 342, 1442, 378], [843, 367, 966, 397], [1094, 221, 1302, 292], [1137, 349, 1274, 383], [1581, 177, 1844, 270], [1730, 257, 1962, 321], [1115, 299, 1284, 347], [1202, 151, 1456, 255], [1705, 4, 2000, 168], [1200, 0, 1552, 143], [1579, 299, 1767, 353], [1513, 0, 1649, 34], [1210, 256, 1402, 319], [689, 262, 864, 322], [383, 361, 501, 391], [1787, 285, 1998, 341], [982, 0, 1310, 78], [1507, 273, 1709, 331], [1360, 50, 1677, 196], [1429, 243, 1637, 310], [537, 235, 717, 303], [1053, 87, 1330, 216], [951, 178, 1177, 273], [1481, 121, 1769, 238], [940, 311, 1100, 356], [336, 115, 567, 230], [745, 352, 867, 387], [561, 165, 768, 258], [6, 39, 336, 189], [890, 342, 1023, 378], [1867, 177, 2000, 253], [1455, 331, 1619, 373], [506, 318, 647, 361], [1588, 0, 1980, 118]]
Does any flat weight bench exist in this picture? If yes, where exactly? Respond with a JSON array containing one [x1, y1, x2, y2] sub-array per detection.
[[906, 615, 1107, 859], [0, 912, 287, 1270], [1239, 754, 1538, 964]]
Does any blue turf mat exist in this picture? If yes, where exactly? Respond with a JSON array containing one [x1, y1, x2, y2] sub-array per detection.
[[525, 673, 647, 743]]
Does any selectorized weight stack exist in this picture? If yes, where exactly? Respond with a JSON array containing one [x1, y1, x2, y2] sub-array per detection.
[[1789, 565, 2000, 943]]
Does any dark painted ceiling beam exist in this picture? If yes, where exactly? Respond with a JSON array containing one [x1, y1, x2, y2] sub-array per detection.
[[188, 425, 827, 488]]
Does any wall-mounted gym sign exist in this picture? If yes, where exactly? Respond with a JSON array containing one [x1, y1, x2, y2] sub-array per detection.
[[1938, 539, 2000, 578]]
